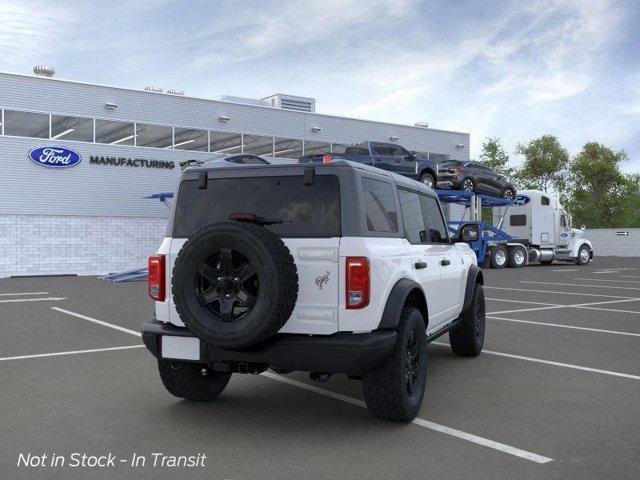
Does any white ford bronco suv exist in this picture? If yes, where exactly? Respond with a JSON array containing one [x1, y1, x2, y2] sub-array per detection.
[[142, 160, 485, 422]]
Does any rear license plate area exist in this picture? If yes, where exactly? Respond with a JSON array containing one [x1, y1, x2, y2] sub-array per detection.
[[161, 336, 200, 361]]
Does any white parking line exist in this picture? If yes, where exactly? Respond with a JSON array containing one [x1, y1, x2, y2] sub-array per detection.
[[485, 286, 638, 299], [488, 305, 565, 315], [521, 281, 640, 291], [0, 297, 66, 304], [0, 345, 144, 362], [262, 372, 553, 464], [488, 297, 640, 316], [486, 298, 559, 306], [51, 307, 141, 337], [572, 278, 640, 284], [488, 316, 640, 337], [0, 291, 49, 296], [553, 269, 578, 272], [432, 342, 640, 381], [575, 305, 640, 315], [620, 275, 640, 279]]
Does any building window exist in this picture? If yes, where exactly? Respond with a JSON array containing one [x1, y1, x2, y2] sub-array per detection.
[[135, 123, 173, 148], [273, 137, 303, 158], [51, 114, 93, 142], [361, 177, 398, 233], [3, 110, 49, 138], [173, 127, 208, 151], [95, 119, 135, 145], [210, 131, 243, 154], [243, 134, 273, 156], [303, 140, 331, 156]]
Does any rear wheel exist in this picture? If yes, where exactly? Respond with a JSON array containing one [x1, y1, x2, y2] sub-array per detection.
[[502, 188, 516, 200], [449, 284, 485, 356], [158, 360, 231, 401], [489, 245, 507, 269], [462, 178, 475, 192], [507, 246, 526, 268], [419, 172, 435, 189], [362, 307, 427, 422]]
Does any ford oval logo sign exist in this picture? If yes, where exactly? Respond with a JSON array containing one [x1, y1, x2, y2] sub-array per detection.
[[28, 146, 82, 168], [514, 195, 530, 206]]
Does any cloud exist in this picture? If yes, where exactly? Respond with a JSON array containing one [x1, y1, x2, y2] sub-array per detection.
[[0, 0, 75, 63], [192, 0, 415, 69]]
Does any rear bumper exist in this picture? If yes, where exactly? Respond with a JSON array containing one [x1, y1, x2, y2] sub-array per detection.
[[141, 320, 397, 374]]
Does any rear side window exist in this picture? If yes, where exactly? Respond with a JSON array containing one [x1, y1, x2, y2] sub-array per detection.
[[361, 178, 398, 233], [420, 196, 449, 243], [173, 175, 341, 238], [399, 189, 427, 244], [372, 144, 390, 156], [344, 147, 370, 156], [510, 214, 526, 226]]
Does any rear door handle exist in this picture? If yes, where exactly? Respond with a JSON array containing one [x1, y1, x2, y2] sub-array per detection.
[[414, 262, 428, 269], [440, 259, 451, 266]]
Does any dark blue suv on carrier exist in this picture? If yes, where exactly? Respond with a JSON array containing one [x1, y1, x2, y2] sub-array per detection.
[[300, 141, 439, 188]]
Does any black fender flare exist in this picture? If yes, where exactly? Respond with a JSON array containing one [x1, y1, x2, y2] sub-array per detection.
[[418, 167, 437, 181], [462, 265, 483, 314], [378, 279, 428, 330]]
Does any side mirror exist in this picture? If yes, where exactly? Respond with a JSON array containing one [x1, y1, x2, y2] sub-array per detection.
[[459, 223, 480, 242]]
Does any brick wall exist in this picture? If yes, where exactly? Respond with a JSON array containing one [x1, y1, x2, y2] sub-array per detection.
[[0, 214, 168, 277], [583, 228, 640, 257]]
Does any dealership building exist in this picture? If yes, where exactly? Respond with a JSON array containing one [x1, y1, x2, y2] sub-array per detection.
[[0, 69, 470, 277]]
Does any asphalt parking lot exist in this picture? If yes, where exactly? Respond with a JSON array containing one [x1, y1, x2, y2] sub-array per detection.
[[1, 257, 639, 480]]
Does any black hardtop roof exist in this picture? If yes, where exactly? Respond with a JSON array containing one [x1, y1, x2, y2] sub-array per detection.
[[182, 159, 436, 195]]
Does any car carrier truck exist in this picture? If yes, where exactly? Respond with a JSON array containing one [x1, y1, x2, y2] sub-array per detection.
[[437, 189, 593, 268]]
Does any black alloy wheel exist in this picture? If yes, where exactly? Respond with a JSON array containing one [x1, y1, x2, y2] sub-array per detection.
[[462, 178, 474, 192], [405, 328, 421, 396], [195, 248, 258, 322]]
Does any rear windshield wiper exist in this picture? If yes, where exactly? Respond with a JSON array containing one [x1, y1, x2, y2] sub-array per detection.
[[229, 212, 285, 226]]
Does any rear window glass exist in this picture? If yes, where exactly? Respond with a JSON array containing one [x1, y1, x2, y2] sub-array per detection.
[[361, 178, 398, 233], [440, 160, 462, 168], [173, 175, 341, 238]]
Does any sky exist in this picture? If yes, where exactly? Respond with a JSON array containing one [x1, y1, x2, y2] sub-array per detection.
[[1, 0, 639, 171]]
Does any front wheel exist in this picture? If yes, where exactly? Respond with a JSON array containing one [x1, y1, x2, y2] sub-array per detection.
[[449, 284, 485, 356], [576, 245, 591, 265], [419, 172, 436, 189], [362, 307, 427, 422], [158, 360, 231, 401]]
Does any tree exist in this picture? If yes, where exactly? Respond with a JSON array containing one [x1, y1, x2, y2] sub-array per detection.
[[479, 137, 514, 177], [621, 174, 640, 227], [566, 142, 629, 228], [514, 135, 569, 193]]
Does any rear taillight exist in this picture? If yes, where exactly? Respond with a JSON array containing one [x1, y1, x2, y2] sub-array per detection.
[[322, 154, 332, 163], [346, 257, 369, 309], [148, 255, 165, 301]]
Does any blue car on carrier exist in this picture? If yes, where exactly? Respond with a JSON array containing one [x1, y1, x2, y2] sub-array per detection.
[[300, 141, 439, 189]]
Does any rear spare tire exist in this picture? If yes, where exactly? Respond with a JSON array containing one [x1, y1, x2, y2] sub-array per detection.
[[172, 222, 298, 348]]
